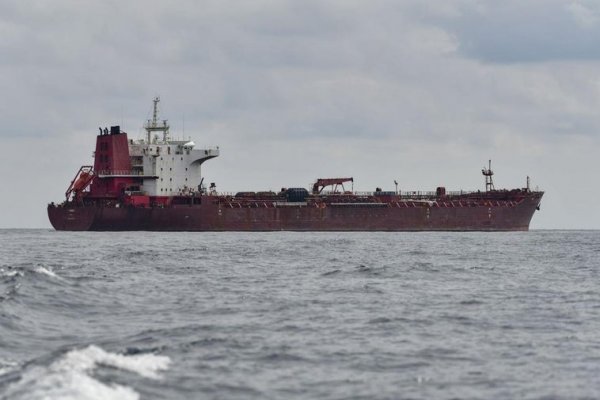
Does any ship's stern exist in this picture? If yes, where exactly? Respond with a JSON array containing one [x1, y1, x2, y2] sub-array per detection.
[[47, 204, 96, 231]]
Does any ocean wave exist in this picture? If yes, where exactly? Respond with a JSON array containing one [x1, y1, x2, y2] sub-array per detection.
[[0, 267, 22, 301], [1, 264, 62, 280], [0, 359, 18, 376], [0, 267, 23, 279], [3, 345, 170, 400], [321, 268, 341, 276], [33, 266, 59, 278]]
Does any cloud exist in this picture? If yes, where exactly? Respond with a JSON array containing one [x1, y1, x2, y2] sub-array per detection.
[[568, 1, 600, 29], [429, 0, 600, 63]]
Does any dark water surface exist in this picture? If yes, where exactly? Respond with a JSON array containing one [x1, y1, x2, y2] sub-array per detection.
[[0, 230, 599, 399]]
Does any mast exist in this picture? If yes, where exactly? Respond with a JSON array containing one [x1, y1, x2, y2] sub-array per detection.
[[144, 96, 170, 143], [482, 160, 495, 192]]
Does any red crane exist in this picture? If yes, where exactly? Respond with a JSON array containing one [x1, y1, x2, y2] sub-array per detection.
[[312, 177, 353, 194]]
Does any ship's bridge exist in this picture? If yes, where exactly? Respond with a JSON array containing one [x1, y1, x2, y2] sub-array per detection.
[[127, 97, 219, 196], [128, 141, 219, 197]]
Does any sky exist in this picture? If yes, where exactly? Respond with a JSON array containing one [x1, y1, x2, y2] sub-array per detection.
[[1, 0, 600, 229]]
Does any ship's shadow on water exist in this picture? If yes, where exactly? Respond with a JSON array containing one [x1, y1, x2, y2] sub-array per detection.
[[1, 230, 600, 399]]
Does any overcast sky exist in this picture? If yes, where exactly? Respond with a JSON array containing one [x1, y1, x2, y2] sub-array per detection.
[[2, 0, 600, 229]]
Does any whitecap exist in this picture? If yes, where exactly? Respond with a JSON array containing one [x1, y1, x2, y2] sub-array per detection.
[[0, 359, 18, 376], [0, 267, 23, 278], [34, 266, 59, 278], [3, 345, 171, 400]]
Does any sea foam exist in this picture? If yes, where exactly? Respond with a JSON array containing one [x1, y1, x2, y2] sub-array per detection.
[[0, 267, 23, 278], [4, 345, 170, 400], [34, 265, 59, 278]]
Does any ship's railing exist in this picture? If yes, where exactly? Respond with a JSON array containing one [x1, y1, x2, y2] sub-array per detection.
[[319, 190, 475, 198], [399, 190, 467, 198], [208, 190, 480, 198], [202, 189, 534, 200], [96, 170, 146, 176]]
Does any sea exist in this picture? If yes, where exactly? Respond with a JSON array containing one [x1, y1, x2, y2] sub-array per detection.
[[0, 229, 599, 400]]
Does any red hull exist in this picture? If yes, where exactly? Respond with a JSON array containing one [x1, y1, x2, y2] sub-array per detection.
[[48, 192, 542, 231]]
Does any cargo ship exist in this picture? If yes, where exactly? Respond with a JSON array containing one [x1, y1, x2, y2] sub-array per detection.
[[48, 98, 543, 231]]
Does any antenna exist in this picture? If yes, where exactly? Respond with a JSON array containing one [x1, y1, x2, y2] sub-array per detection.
[[481, 160, 495, 192], [144, 96, 170, 144]]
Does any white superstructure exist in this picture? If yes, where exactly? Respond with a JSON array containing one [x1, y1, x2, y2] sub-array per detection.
[[128, 97, 219, 196]]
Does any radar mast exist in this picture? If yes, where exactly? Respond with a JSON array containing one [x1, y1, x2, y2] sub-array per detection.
[[482, 160, 495, 192], [144, 96, 170, 143]]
